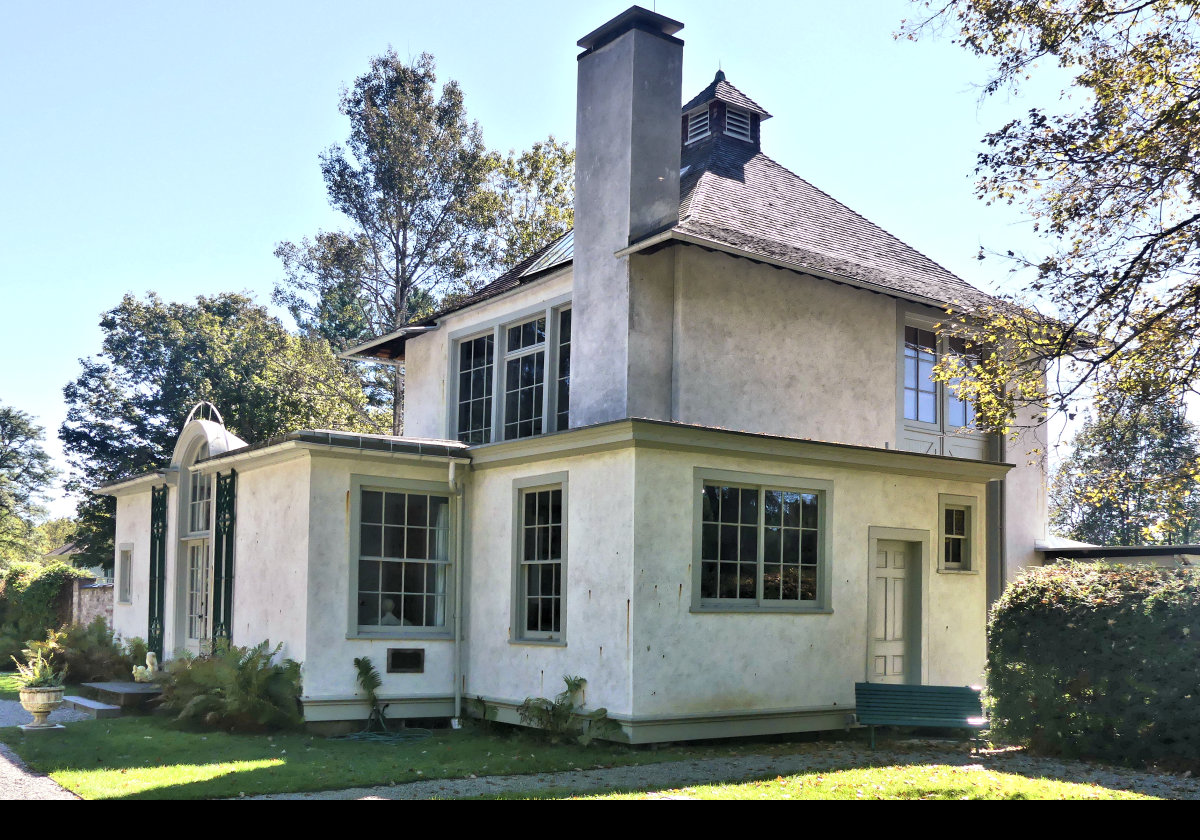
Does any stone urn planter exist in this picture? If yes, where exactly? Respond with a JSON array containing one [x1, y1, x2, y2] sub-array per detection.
[[19, 685, 65, 730]]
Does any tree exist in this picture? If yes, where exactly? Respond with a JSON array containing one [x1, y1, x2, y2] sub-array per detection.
[[274, 51, 575, 434], [481, 137, 575, 273], [1050, 398, 1200, 544], [0, 405, 57, 566], [902, 2, 1200, 431], [61, 292, 382, 568]]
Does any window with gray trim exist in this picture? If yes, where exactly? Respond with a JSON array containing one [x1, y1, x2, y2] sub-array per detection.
[[452, 305, 571, 443], [117, 547, 133, 604], [456, 333, 494, 444], [518, 486, 564, 638], [357, 488, 451, 629], [938, 494, 975, 571], [904, 326, 977, 429], [699, 482, 823, 607]]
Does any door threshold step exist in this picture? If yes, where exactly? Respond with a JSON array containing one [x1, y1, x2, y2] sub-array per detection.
[[63, 695, 122, 719]]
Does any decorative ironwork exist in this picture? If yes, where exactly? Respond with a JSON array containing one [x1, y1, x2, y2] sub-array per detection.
[[211, 469, 237, 641], [148, 484, 169, 659]]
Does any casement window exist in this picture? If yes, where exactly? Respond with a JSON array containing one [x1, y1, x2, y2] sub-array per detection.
[[938, 494, 976, 572], [452, 305, 571, 444], [899, 319, 988, 460], [117, 545, 133, 604], [512, 475, 567, 643], [686, 110, 710, 143], [903, 326, 977, 430], [356, 487, 451, 630], [725, 107, 751, 141], [693, 471, 833, 612]]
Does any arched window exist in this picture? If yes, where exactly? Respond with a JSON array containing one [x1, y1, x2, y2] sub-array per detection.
[[187, 442, 212, 534]]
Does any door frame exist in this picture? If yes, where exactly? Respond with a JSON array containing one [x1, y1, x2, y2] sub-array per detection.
[[865, 526, 930, 686]]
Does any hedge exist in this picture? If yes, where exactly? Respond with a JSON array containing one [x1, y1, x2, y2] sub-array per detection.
[[987, 562, 1200, 768], [0, 561, 90, 665]]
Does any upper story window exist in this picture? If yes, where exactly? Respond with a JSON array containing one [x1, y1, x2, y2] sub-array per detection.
[[452, 305, 571, 444], [726, 107, 751, 141], [187, 443, 212, 534], [902, 326, 976, 430], [899, 319, 987, 460], [686, 110, 710, 144]]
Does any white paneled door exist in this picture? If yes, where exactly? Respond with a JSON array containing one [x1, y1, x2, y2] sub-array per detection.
[[868, 540, 918, 684]]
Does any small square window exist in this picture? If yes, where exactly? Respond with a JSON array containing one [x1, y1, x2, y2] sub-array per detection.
[[938, 495, 976, 572]]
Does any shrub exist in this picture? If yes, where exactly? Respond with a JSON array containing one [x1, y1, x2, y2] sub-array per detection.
[[0, 562, 89, 664], [159, 640, 303, 732], [987, 562, 1200, 768], [58, 617, 139, 682]]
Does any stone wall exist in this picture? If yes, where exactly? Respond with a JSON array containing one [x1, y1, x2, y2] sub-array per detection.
[[72, 580, 113, 628]]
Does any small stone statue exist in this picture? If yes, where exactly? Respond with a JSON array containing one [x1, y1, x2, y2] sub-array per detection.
[[132, 651, 159, 683]]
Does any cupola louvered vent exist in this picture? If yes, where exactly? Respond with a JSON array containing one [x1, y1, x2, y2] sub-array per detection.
[[726, 107, 751, 141], [686, 110, 710, 144]]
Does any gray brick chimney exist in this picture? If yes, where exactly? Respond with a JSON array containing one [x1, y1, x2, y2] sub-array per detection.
[[570, 6, 684, 427]]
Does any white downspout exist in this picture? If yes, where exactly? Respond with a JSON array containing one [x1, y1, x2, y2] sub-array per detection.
[[449, 460, 466, 722]]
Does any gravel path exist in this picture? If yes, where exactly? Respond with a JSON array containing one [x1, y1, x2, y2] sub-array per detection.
[[0, 700, 86, 800], [243, 740, 1200, 800]]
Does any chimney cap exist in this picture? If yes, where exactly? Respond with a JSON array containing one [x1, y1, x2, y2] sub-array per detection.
[[577, 5, 684, 51]]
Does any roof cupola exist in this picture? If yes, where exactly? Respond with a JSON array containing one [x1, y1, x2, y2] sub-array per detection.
[[681, 70, 771, 150]]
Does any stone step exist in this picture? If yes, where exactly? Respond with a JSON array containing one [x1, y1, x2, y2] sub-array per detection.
[[63, 695, 122, 719], [81, 681, 163, 708]]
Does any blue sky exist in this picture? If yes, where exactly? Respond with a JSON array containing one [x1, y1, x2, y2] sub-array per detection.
[[1, 1, 1066, 517]]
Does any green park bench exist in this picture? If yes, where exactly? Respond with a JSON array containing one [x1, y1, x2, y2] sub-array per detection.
[[854, 682, 988, 751]]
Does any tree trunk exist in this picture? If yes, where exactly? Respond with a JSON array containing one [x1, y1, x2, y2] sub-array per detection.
[[391, 365, 404, 437]]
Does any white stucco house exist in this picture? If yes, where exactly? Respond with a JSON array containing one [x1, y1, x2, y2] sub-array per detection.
[[103, 6, 1047, 742]]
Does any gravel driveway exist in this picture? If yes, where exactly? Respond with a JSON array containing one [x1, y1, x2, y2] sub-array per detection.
[[0, 700, 87, 800]]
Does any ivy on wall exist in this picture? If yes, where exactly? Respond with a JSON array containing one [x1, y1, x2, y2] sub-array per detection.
[[0, 561, 89, 664]]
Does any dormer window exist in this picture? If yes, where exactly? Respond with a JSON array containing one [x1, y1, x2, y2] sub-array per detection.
[[726, 107, 751, 142], [686, 110, 710, 144]]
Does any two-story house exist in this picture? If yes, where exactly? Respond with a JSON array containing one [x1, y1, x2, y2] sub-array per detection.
[[104, 6, 1047, 742]]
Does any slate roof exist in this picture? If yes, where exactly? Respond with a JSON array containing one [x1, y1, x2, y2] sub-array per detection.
[[682, 71, 772, 118], [348, 77, 1001, 361], [676, 133, 1000, 310]]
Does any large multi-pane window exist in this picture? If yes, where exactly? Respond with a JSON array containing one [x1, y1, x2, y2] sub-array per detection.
[[357, 488, 451, 630], [452, 304, 571, 444], [696, 478, 828, 610], [517, 485, 564, 640]]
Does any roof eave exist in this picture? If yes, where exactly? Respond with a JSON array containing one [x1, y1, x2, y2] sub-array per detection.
[[616, 229, 953, 310]]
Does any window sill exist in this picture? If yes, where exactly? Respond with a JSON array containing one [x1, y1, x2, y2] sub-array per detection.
[[936, 568, 979, 575], [508, 638, 567, 648], [346, 632, 454, 642], [690, 605, 833, 615]]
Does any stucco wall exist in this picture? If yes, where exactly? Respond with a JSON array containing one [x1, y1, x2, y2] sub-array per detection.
[[629, 446, 988, 718], [300, 453, 458, 702], [231, 455, 311, 663], [112, 490, 153, 643], [671, 247, 899, 447], [464, 449, 636, 716], [1003, 403, 1049, 581], [402, 270, 573, 440]]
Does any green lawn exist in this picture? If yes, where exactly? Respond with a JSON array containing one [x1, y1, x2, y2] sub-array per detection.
[[0, 716, 788, 800], [560, 765, 1154, 800], [0, 672, 19, 701]]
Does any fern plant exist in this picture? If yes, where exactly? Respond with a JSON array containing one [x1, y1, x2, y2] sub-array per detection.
[[517, 675, 616, 745], [353, 656, 387, 732], [159, 640, 303, 732]]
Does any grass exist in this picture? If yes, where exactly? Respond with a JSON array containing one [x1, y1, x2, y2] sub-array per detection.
[[0, 672, 20, 701], [0, 716, 797, 800], [559, 765, 1155, 800]]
